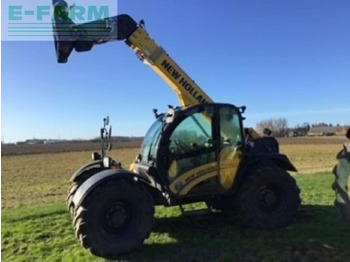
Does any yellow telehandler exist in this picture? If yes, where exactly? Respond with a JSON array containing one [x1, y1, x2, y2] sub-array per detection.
[[53, 1, 300, 259]]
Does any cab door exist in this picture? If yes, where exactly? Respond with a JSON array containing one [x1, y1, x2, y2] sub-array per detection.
[[167, 105, 219, 196], [217, 105, 244, 191]]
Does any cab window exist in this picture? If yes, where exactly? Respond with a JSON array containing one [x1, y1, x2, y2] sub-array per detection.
[[140, 119, 162, 163], [168, 107, 215, 179], [219, 106, 242, 147]]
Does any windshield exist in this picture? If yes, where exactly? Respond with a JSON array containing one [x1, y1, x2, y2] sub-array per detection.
[[140, 118, 163, 163]]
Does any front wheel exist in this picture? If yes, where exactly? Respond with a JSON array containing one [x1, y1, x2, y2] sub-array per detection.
[[237, 165, 301, 229], [73, 179, 154, 259], [66, 167, 101, 217]]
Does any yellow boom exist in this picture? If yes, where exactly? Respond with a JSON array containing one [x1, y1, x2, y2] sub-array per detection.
[[126, 26, 213, 107]]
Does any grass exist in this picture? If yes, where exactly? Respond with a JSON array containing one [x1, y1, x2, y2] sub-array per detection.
[[2, 138, 349, 261], [1, 203, 95, 261], [2, 172, 349, 261]]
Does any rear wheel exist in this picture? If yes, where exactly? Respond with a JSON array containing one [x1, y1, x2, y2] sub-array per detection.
[[73, 179, 154, 259], [237, 165, 300, 229]]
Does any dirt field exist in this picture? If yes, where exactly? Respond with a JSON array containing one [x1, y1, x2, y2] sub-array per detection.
[[1, 141, 142, 156], [1, 136, 345, 156], [281, 144, 341, 174], [1, 136, 345, 209], [1, 148, 140, 209]]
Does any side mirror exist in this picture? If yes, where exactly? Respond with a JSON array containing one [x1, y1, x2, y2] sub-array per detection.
[[100, 116, 112, 157], [346, 128, 350, 139], [153, 109, 160, 118], [239, 106, 246, 114], [104, 116, 109, 126], [263, 128, 273, 137]]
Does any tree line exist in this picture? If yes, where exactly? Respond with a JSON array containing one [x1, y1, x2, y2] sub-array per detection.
[[255, 118, 347, 137]]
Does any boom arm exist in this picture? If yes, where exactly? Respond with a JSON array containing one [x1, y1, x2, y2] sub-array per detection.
[[53, 0, 212, 107]]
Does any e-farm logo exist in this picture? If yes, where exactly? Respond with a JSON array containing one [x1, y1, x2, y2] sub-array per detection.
[[9, 5, 109, 21], [2, 0, 118, 41]]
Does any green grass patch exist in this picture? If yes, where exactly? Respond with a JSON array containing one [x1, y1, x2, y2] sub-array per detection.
[[297, 171, 336, 206], [1, 203, 101, 262], [2, 172, 350, 261]]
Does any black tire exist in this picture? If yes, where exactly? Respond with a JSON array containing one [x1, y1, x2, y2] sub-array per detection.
[[73, 179, 154, 259], [237, 165, 301, 229], [210, 195, 236, 212], [66, 167, 101, 217], [67, 183, 79, 217]]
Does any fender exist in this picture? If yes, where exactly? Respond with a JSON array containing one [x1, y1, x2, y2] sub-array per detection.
[[245, 153, 297, 172], [72, 169, 153, 209], [269, 154, 298, 172], [70, 160, 103, 182], [267, 153, 297, 172], [226, 153, 297, 195]]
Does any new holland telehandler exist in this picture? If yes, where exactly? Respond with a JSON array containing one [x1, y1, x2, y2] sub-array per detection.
[[53, 1, 301, 259]]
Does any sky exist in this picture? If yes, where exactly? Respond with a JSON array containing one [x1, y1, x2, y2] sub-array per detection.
[[2, 0, 350, 143]]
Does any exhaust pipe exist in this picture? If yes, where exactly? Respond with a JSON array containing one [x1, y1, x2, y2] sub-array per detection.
[[52, 0, 137, 63]]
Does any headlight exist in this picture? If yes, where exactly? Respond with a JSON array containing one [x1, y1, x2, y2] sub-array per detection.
[[103, 157, 111, 168], [92, 152, 101, 160]]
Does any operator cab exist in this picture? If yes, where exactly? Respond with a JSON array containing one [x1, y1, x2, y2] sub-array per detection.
[[133, 103, 245, 198]]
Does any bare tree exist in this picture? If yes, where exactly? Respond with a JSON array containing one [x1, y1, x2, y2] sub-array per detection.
[[256, 117, 289, 137]]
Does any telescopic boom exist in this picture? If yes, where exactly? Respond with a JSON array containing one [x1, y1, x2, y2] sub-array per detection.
[[53, 0, 213, 108]]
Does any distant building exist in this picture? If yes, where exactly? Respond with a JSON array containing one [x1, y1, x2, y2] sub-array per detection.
[[308, 126, 336, 136], [25, 139, 45, 144], [288, 130, 300, 137], [44, 139, 59, 144]]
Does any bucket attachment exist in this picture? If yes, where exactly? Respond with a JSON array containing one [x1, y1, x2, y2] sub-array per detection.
[[52, 0, 137, 63]]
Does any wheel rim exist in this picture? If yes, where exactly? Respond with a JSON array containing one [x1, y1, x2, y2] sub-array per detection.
[[102, 201, 133, 234], [257, 184, 285, 212]]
